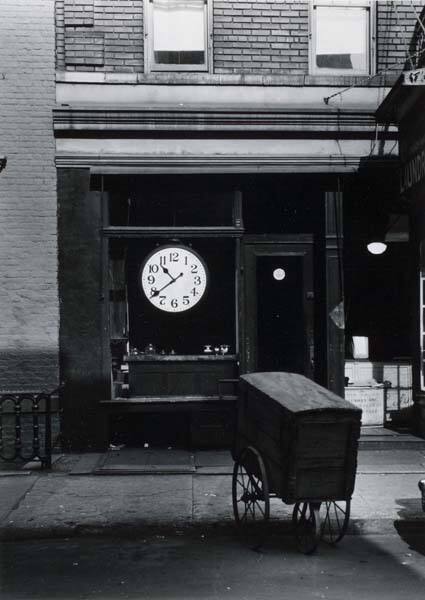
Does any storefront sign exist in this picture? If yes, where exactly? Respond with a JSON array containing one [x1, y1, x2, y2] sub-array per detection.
[[403, 68, 425, 85], [400, 146, 425, 194]]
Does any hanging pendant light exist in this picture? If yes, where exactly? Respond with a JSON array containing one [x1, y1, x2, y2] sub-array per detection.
[[367, 240, 387, 255], [366, 209, 389, 255]]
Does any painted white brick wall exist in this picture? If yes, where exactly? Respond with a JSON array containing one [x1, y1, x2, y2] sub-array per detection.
[[0, 0, 59, 390]]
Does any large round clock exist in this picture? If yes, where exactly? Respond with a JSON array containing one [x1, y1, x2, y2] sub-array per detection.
[[140, 245, 208, 313]]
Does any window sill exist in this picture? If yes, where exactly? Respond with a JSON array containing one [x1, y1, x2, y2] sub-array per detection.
[[56, 70, 399, 88]]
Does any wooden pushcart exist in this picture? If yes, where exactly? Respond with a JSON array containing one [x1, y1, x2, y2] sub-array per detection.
[[231, 372, 362, 553]]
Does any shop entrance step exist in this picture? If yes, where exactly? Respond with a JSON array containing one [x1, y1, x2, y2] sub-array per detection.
[[359, 426, 425, 450]]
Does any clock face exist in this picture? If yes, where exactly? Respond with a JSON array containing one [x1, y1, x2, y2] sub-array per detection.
[[140, 245, 208, 313]]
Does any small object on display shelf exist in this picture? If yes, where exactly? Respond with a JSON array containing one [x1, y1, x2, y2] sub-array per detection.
[[203, 344, 212, 354], [145, 343, 156, 354], [220, 344, 230, 355], [109, 443, 125, 451]]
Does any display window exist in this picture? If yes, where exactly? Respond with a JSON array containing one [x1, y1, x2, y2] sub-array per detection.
[[126, 237, 235, 355], [104, 176, 241, 399]]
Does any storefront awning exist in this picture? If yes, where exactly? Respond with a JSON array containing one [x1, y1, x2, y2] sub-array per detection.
[[376, 74, 425, 124]]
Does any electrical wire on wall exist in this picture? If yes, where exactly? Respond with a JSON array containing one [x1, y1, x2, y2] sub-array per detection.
[[324, 1, 425, 105]]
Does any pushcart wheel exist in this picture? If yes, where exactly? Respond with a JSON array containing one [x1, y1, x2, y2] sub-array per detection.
[[232, 446, 270, 529], [320, 500, 351, 544], [292, 502, 321, 554]]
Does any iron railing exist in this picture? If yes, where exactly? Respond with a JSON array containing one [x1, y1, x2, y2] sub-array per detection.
[[0, 387, 62, 469]]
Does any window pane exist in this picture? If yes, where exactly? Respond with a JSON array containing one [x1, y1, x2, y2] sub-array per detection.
[[315, 6, 368, 72], [127, 238, 235, 355], [153, 0, 205, 65], [106, 176, 235, 227]]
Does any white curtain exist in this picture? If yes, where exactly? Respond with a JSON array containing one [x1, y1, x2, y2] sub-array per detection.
[[316, 6, 366, 55], [153, 0, 205, 52]]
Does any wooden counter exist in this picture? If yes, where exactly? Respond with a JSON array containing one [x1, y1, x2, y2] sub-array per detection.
[[124, 354, 238, 397]]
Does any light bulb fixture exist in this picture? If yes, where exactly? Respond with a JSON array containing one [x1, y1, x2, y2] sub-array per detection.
[[366, 210, 391, 255], [367, 241, 387, 255], [273, 268, 286, 281]]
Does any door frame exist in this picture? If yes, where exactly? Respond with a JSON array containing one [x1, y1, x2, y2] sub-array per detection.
[[240, 235, 314, 377]]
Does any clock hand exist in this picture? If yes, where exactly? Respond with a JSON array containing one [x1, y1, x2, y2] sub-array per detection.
[[151, 272, 183, 297], [160, 265, 176, 281]]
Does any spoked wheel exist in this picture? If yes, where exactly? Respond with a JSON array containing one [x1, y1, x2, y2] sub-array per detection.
[[320, 500, 351, 545], [232, 446, 270, 547], [292, 502, 321, 554]]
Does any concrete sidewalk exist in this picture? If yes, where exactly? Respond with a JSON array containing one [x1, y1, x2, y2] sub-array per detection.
[[1, 449, 425, 541]]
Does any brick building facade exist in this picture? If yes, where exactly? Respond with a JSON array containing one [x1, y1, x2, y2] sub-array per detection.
[[1, 1, 424, 449], [0, 0, 58, 391], [55, 1, 421, 77]]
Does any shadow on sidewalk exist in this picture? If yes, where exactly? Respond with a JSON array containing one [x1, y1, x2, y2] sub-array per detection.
[[394, 521, 425, 556], [394, 496, 425, 557]]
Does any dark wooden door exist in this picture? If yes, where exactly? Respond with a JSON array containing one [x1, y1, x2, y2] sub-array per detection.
[[241, 236, 314, 377]]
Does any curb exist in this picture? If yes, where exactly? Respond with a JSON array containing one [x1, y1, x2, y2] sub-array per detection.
[[2, 517, 425, 543]]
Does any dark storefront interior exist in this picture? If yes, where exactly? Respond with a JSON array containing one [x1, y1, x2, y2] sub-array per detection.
[[343, 169, 411, 363], [102, 174, 325, 383], [72, 171, 411, 447]]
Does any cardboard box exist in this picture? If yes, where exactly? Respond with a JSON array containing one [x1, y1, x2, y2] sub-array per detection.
[[385, 388, 413, 411], [345, 361, 412, 387], [345, 387, 384, 426]]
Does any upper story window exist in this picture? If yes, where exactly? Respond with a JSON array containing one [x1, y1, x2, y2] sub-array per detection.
[[310, 1, 375, 76], [145, 0, 211, 72]]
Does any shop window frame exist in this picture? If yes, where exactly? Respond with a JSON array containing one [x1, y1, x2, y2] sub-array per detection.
[[420, 240, 425, 391], [309, 0, 376, 76], [102, 186, 244, 399], [144, 0, 212, 73]]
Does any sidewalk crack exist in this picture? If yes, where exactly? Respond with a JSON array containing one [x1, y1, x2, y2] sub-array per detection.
[[3, 475, 40, 522]]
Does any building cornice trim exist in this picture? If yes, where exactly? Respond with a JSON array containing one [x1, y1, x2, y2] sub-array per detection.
[[53, 106, 393, 136], [55, 153, 395, 173]]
